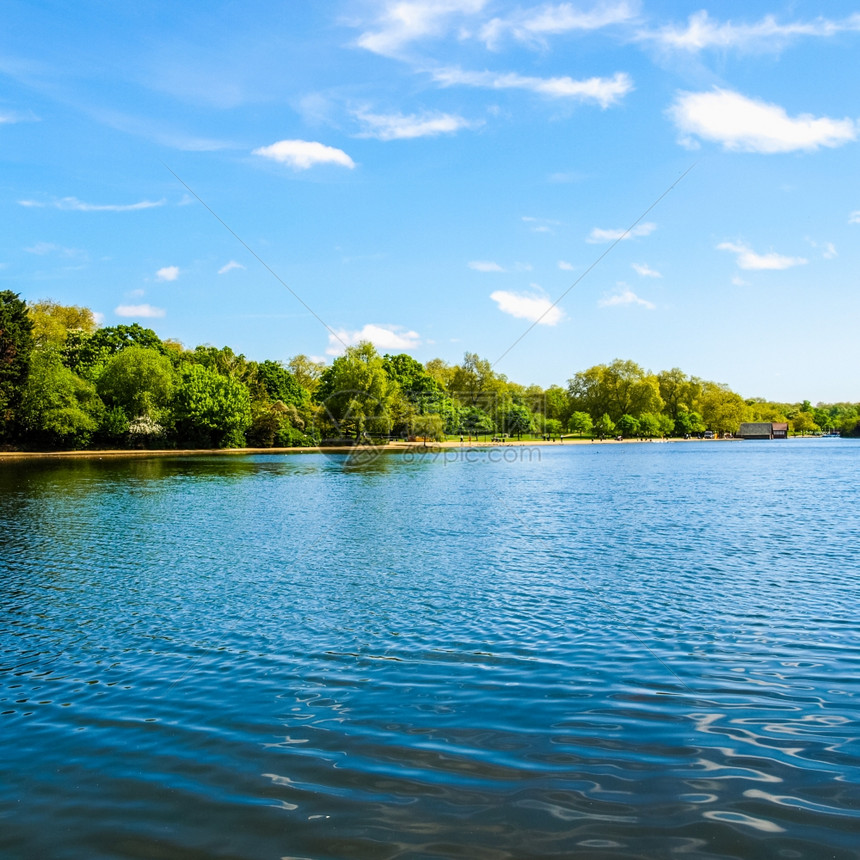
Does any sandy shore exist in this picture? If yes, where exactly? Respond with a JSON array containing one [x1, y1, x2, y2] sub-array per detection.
[[0, 436, 719, 461]]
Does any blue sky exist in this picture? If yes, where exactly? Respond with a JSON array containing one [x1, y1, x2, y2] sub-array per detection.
[[3, 1, 859, 402]]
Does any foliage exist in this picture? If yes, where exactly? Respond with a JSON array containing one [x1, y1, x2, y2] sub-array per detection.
[[567, 411, 593, 437], [256, 359, 308, 407], [18, 351, 104, 448], [315, 342, 397, 440], [96, 346, 175, 421], [173, 364, 251, 448], [0, 290, 34, 439], [616, 414, 640, 438], [28, 299, 98, 348], [594, 413, 616, 438], [64, 323, 166, 378]]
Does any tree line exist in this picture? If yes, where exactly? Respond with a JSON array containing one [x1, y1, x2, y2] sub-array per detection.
[[1, 291, 858, 451]]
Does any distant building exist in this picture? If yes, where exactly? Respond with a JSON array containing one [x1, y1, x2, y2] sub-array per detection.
[[737, 422, 788, 440]]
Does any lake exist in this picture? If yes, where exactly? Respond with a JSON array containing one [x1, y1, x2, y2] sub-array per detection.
[[1, 440, 859, 859]]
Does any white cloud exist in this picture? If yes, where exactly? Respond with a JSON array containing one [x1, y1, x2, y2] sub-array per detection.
[[156, 266, 180, 282], [218, 260, 245, 275], [19, 196, 165, 212], [481, 1, 639, 49], [587, 222, 656, 243], [0, 110, 39, 124], [558, 260, 575, 271], [717, 241, 807, 271], [253, 139, 356, 170], [433, 68, 633, 108], [115, 304, 166, 318], [354, 109, 481, 140], [469, 260, 505, 272], [327, 323, 421, 355], [632, 262, 661, 277], [850, 211, 860, 224], [598, 284, 655, 309], [92, 311, 105, 325], [823, 242, 837, 260], [731, 275, 748, 287], [490, 289, 563, 325], [356, 0, 488, 56], [669, 89, 857, 153], [643, 10, 860, 53]]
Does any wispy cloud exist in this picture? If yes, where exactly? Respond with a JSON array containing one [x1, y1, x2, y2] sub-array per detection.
[[558, 260, 575, 271], [632, 262, 661, 277], [481, 1, 639, 49], [669, 89, 857, 153], [850, 211, 860, 224], [326, 323, 421, 355], [0, 109, 39, 124], [354, 108, 481, 140], [19, 196, 166, 212], [356, 0, 488, 57], [469, 260, 505, 272], [24, 241, 83, 258], [115, 304, 166, 318], [642, 10, 860, 53], [598, 284, 655, 309], [490, 288, 563, 325], [253, 139, 356, 170], [155, 266, 180, 282], [522, 215, 560, 234], [587, 222, 656, 243], [432, 68, 633, 108], [717, 241, 807, 271], [218, 260, 245, 275]]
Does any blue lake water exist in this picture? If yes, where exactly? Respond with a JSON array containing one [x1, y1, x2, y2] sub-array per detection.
[[1, 440, 859, 859]]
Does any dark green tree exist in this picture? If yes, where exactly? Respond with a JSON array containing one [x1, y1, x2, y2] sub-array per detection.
[[174, 364, 251, 448], [0, 291, 34, 440], [64, 323, 166, 378]]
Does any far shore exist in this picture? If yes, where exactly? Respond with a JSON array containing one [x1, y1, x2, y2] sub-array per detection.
[[0, 434, 767, 462]]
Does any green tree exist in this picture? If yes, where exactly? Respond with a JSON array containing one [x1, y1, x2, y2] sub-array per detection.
[[0, 290, 34, 440], [286, 354, 325, 395], [64, 323, 165, 378], [174, 364, 251, 448], [568, 411, 593, 437], [315, 342, 397, 441], [28, 299, 98, 348], [616, 413, 640, 438], [638, 412, 664, 438], [791, 411, 819, 436], [568, 359, 662, 423], [97, 346, 176, 422], [594, 413, 616, 439], [502, 403, 534, 439], [698, 382, 749, 435], [18, 351, 104, 448], [256, 359, 309, 407]]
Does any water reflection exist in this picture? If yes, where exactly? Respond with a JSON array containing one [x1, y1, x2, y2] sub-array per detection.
[[2, 443, 860, 859]]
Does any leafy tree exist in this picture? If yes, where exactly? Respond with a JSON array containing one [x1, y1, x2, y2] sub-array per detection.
[[568, 411, 593, 437], [18, 351, 104, 448], [97, 346, 175, 421], [594, 413, 616, 439], [568, 359, 662, 423], [256, 359, 308, 407], [411, 412, 446, 443], [791, 411, 819, 436], [638, 412, 664, 438], [315, 342, 397, 441], [174, 364, 251, 448], [286, 354, 325, 395], [544, 418, 563, 437], [64, 323, 165, 378], [0, 290, 34, 440], [502, 403, 534, 439], [616, 413, 640, 438], [698, 382, 749, 434], [28, 299, 98, 348], [458, 406, 494, 438]]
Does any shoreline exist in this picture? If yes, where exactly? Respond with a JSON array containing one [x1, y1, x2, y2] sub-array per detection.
[[0, 435, 756, 462]]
